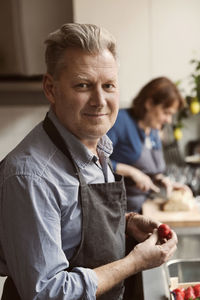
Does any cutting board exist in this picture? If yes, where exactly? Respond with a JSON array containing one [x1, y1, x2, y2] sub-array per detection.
[[142, 198, 200, 227]]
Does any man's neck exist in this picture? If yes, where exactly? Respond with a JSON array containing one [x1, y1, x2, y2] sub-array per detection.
[[80, 139, 99, 157]]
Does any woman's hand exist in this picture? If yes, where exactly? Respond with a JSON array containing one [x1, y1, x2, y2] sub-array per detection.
[[154, 174, 193, 197], [172, 182, 193, 196], [116, 163, 160, 193], [156, 175, 174, 197], [130, 168, 160, 192], [126, 212, 160, 242]]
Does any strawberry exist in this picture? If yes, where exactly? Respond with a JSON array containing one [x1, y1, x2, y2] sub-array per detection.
[[158, 223, 172, 240], [172, 287, 185, 299], [193, 284, 200, 297], [184, 286, 195, 299]]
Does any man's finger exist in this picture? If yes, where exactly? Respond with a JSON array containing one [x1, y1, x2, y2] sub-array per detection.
[[145, 229, 159, 245]]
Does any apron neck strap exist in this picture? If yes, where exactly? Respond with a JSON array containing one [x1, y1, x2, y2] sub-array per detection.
[[42, 113, 86, 185]]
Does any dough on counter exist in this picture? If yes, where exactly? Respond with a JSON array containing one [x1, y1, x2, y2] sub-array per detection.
[[162, 189, 195, 211]]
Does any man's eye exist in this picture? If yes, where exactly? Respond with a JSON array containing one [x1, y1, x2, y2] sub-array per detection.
[[104, 83, 115, 90], [77, 83, 88, 88]]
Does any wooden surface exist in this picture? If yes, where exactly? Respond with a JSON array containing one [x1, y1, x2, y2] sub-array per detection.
[[142, 198, 200, 227]]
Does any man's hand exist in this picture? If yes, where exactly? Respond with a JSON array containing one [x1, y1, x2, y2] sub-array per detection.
[[126, 213, 160, 242], [128, 228, 178, 273], [95, 213, 177, 297]]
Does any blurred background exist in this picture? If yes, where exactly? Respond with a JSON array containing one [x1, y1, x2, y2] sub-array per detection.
[[0, 0, 200, 296]]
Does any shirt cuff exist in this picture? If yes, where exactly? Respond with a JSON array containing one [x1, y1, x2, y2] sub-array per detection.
[[73, 267, 98, 300]]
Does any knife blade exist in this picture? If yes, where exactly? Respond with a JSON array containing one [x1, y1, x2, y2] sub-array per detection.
[[150, 185, 168, 201]]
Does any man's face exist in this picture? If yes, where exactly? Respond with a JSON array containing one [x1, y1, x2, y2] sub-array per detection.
[[44, 48, 119, 149]]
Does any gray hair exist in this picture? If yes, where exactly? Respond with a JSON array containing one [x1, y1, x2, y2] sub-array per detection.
[[44, 23, 117, 77]]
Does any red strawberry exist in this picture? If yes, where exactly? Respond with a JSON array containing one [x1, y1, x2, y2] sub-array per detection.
[[193, 283, 200, 297], [158, 224, 172, 240], [166, 230, 172, 239], [184, 286, 195, 299], [172, 287, 185, 299]]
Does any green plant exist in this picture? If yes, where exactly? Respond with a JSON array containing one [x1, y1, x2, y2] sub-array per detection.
[[190, 58, 200, 100], [173, 57, 200, 139]]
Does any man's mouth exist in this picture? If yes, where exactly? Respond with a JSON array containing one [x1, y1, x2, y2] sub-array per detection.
[[84, 112, 108, 117]]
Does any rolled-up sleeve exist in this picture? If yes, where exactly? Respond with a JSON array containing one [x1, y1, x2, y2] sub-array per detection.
[[1, 174, 98, 299]]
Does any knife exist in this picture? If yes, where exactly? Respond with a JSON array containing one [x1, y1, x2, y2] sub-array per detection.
[[150, 185, 168, 201]]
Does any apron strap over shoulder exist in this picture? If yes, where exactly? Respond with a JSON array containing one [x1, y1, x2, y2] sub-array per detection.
[[42, 113, 87, 186]]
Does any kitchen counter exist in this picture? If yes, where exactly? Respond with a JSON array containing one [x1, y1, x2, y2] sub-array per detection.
[[142, 198, 200, 227]]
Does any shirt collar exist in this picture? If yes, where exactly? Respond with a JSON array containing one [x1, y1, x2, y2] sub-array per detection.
[[48, 109, 113, 169]]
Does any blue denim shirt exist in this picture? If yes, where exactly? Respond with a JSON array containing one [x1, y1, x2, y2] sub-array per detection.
[[0, 109, 114, 300]]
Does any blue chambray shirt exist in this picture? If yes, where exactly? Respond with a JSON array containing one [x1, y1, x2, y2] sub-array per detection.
[[0, 109, 115, 300]]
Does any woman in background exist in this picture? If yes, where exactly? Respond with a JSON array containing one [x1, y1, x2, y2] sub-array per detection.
[[107, 77, 186, 212]]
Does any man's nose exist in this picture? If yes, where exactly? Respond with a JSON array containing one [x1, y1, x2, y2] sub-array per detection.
[[89, 87, 106, 107]]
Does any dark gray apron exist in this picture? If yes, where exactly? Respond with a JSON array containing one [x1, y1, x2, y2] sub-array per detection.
[[125, 143, 166, 213], [2, 114, 127, 300]]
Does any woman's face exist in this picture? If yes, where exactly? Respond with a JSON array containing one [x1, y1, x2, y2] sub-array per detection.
[[144, 100, 179, 130]]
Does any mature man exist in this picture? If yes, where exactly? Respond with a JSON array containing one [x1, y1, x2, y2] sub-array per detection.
[[0, 23, 177, 300]]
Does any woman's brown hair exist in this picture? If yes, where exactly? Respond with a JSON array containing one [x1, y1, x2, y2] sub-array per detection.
[[131, 77, 185, 120]]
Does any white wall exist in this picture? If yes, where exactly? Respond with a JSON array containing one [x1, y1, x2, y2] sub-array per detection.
[[74, 0, 200, 107], [151, 0, 200, 95]]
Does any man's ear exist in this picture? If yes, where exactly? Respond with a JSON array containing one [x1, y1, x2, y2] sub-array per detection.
[[43, 73, 56, 105]]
